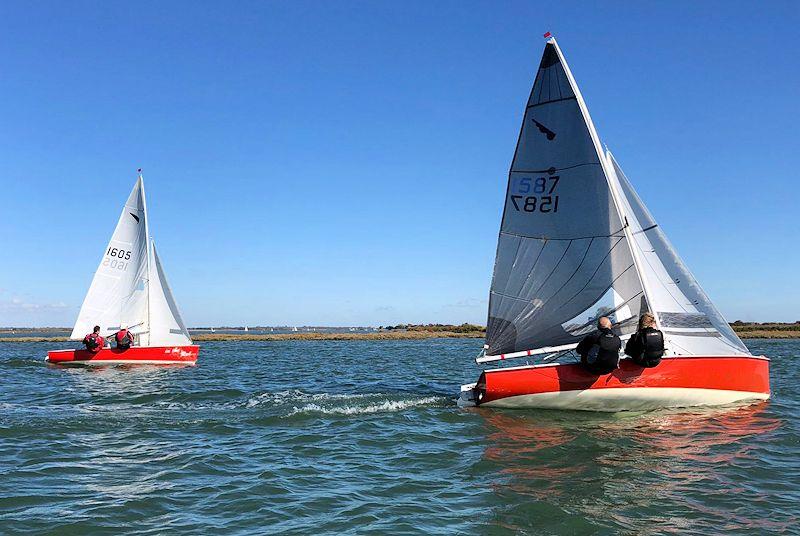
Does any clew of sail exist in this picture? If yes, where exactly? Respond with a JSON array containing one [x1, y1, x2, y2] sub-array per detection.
[[606, 151, 749, 356], [485, 39, 647, 357], [70, 175, 193, 347], [70, 178, 150, 341]]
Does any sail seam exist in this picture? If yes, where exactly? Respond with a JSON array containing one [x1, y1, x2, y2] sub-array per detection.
[[507, 238, 549, 300], [498, 235, 527, 308], [499, 227, 627, 241], [532, 238, 595, 313], [548, 238, 626, 314], [535, 270, 642, 340], [524, 240, 574, 301], [527, 96, 576, 109], [511, 162, 599, 174]]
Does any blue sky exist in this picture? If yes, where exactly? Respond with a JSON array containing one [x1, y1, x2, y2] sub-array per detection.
[[1, 1, 797, 327]]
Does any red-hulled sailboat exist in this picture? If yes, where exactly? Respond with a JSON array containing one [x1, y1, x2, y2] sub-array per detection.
[[47, 171, 198, 365], [459, 37, 769, 411]]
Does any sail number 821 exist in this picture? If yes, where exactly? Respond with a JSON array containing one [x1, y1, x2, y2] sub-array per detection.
[[510, 176, 560, 213]]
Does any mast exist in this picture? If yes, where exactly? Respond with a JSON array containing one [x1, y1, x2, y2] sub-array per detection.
[[548, 37, 659, 330], [139, 169, 152, 346]]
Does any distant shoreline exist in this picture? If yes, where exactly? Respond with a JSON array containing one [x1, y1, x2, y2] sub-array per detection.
[[0, 330, 486, 343], [1, 322, 798, 342]]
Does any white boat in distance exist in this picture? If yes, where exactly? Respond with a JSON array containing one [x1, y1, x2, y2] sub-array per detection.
[[459, 36, 769, 411]]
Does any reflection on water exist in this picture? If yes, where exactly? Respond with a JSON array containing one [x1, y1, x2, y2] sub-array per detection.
[[477, 403, 788, 533]]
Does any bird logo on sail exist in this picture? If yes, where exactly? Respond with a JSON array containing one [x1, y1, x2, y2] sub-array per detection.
[[129, 213, 140, 223], [531, 118, 556, 141]]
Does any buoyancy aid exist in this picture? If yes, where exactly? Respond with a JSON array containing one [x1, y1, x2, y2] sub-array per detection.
[[115, 329, 132, 349], [640, 327, 664, 367], [83, 333, 104, 353]]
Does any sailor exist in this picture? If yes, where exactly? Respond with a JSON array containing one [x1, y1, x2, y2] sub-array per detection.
[[625, 312, 664, 367], [113, 323, 134, 350], [576, 317, 621, 374], [82, 325, 105, 353]]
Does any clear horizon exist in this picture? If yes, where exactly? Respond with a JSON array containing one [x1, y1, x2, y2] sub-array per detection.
[[1, 1, 798, 327]]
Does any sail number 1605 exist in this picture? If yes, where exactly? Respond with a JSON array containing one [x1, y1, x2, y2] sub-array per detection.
[[510, 175, 560, 214]]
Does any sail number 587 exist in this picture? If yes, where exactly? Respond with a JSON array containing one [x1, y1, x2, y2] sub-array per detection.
[[510, 175, 560, 213]]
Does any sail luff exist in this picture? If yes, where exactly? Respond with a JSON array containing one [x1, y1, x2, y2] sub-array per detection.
[[548, 38, 657, 329]]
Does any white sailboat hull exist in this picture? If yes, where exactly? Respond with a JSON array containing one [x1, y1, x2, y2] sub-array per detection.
[[459, 385, 768, 412]]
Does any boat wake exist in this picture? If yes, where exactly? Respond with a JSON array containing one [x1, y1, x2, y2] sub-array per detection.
[[242, 389, 448, 416], [287, 395, 445, 416]]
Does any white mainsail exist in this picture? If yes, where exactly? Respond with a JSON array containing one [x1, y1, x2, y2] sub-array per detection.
[[484, 38, 746, 359], [70, 175, 192, 347]]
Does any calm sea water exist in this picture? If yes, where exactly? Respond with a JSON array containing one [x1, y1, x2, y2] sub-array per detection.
[[1, 339, 797, 535]]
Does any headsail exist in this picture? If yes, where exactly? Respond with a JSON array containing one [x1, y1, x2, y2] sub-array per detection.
[[70, 175, 192, 347], [606, 151, 749, 356], [485, 39, 646, 356], [148, 243, 192, 346]]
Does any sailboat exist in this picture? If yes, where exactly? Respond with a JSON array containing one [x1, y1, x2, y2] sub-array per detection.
[[459, 37, 769, 411], [47, 172, 199, 365]]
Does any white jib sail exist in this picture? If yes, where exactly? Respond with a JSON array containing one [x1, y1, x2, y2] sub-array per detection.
[[605, 151, 749, 356], [148, 242, 192, 346], [70, 175, 192, 347]]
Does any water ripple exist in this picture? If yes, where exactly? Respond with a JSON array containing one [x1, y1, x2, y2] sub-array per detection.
[[0, 338, 798, 534]]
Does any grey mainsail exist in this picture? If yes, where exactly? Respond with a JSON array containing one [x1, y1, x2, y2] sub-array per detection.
[[485, 38, 748, 359], [486, 40, 646, 356]]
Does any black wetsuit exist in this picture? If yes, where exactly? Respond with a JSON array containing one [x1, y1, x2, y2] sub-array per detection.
[[625, 327, 664, 368], [577, 327, 621, 375]]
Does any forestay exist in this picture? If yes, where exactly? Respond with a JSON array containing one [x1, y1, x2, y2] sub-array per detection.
[[486, 39, 647, 356], [606, 152, 749, 356], [70, 176, 192, 347]]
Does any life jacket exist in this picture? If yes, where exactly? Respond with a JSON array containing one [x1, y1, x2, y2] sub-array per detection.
[[584, 329, 621, 374], [84, 333, 104, 353], [115, 329, 132, 349], [639, 328, 664, 367]]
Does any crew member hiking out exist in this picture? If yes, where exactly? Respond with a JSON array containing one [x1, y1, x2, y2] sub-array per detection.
[[625, 312, 665, 368], [113, 324, 134, 350], [82, 325, 105, 353], [576, 316, 621, 374]]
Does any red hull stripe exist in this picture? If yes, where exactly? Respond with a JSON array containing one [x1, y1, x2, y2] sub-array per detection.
[[46, 346, 199, 364], [479, 356, 770, 405]]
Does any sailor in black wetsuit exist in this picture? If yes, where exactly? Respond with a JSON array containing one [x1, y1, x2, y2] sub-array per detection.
[[625, 312, 665, 368], [576, 316, 621, 374]]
